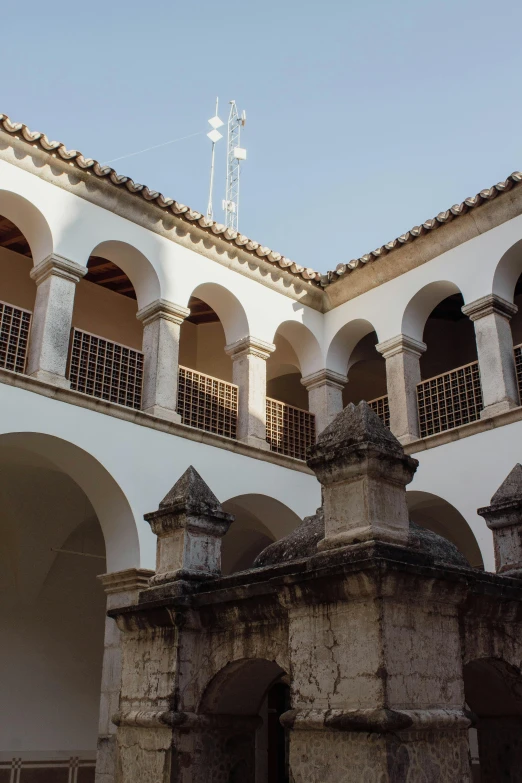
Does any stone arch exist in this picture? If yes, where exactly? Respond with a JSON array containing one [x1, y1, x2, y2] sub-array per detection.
[[271, 321, 323, 378], [0, 189, 54, 264], [401, 280, 462, 342], [187, 281, 250, 344], [492, 238, 522, 303], [0, 432, 140, 572], [87, 239, 161, 310], [326, 318, 378, 377], [221, 494, 301, 574], [199, 658, 286, 715], [407, 490, 483, 568]]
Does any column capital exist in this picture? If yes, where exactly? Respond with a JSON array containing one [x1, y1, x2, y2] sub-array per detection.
[[225, 336, 276, 361], [136, 298, 191, 326], [376, 334, 427, 359], [30, 253, 87, 286], [98, 568, 154, 595], [301, 369, 348, 391], [462, 294, 518, 321]]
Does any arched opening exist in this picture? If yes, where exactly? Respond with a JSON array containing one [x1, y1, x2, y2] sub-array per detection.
[[199, 658, 290, 783], [0, 214, 37, 375], [0, 437, 113, 779], [464, 658, 522, 782], [221, 494, 302, 574], [342, 330, 387, 411], [177, 283, 249, 438], [403, 282, 481, 436], [407, 491, 483, 568], [267, 321, 323, 411]]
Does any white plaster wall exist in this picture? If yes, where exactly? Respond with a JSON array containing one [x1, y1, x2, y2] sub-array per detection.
[[0, 383, 322, 572], [0, 158, 325, 356]]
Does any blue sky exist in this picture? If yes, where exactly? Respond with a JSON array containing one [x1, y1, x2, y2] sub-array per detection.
[[3, 0, 522, 272]]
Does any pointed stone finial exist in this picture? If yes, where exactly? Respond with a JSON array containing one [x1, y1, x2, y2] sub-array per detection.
[[478, 465, 522, 577], [307, 402, 418, 550], [144, 466, 234, 585]]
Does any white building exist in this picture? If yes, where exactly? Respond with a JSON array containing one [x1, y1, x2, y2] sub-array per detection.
[[0, 112, 521, 780]]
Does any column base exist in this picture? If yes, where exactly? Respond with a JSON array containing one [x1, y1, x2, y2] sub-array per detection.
[[238, 436, 271, 451], [27, 369, 71, 389], [142, 405, 182, 423], [480, 399, 519, 419]]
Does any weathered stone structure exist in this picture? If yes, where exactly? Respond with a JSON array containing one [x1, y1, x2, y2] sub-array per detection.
[[109, 403, 522, 782]]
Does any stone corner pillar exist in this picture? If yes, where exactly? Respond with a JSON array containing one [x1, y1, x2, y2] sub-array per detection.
[[478, 463, 522, 576], [26, 253, 87, 387], [301, 369, 347, 436], [144, 465, 233, 586], [136, 299, 190, 423], [225, 336, 275, 450], [307, 400, 418, 549], [462, 294, 519, 418], [376, 334, 426, 444], [95, 568, 154, 783]]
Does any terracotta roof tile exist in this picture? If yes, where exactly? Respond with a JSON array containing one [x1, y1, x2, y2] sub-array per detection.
[[0, 114, 322, 286]]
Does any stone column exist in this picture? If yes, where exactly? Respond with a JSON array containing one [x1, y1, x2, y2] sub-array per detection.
[[225, 336, 275, 450], [376, 334, 426, 444], [301, 369, 347, 436], [95, 568, 153, 783], [136, 299, 190, 422], [478, 463, 522, 576], [462, 294, 519, 418], [307, 400, 418, 549], [26, 254, 87, 387]]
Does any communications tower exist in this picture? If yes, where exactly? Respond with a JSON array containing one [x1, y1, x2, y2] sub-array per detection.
[[222, 100, 246, 231]]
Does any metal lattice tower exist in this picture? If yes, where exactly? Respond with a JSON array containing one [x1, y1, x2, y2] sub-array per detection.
[[223, 100, 246, 231]]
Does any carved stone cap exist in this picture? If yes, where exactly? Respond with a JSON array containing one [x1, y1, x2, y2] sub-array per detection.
[[98, 568, 154, 595], [376, 334, 427, 359], [307, 401, 418, 479], [225, 336, 276, 361], [144, 466, 233, 537], [136, 298, 191, 326], [301, 369, 348, 391], [30, 254, 88, 286], [462, 294, 518, 321], [478, 464, 522, 528]]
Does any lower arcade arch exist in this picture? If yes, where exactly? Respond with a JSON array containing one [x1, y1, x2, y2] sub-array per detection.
[[464, 658, 522, 781], [407, 490, 483, 568], [0, 436, 117, 773], [221, 494, 302, 575], [199, 659, 290, 783]]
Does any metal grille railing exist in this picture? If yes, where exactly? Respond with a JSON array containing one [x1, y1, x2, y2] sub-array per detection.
[[417, 361, 483, 438], [368, 394, 390, 428], [0, 300, 32, 373], [514, 343, 522, 403], [266, 397, 316, 461], [69, 329, 143, 409], [177, 366, 238, 439]]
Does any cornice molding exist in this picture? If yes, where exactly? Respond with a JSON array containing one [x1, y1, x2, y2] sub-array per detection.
[[462, 294, 518, 321], [30, 254, 87, 286], [301, 369, 348, 391], [376, 335, 427, 359], [136, 299, 191, 326], [225, 336, 276, 361]]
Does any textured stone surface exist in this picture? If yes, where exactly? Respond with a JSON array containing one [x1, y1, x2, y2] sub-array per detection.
[[478, 464, 522, 576], [490, 463, 522, 504], [376, 335, 426, 444]]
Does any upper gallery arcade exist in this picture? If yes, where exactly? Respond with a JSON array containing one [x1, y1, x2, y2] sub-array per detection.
[[2, 111, 522, 579]]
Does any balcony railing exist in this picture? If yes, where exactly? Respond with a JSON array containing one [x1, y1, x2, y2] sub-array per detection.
[[69, 329, 143, 409], [417, 360, 483, 438], [266, 397, 315, 461], [368, 394, 390, 428], [177, 366, 238, 439], [0, 300, 32, 373]]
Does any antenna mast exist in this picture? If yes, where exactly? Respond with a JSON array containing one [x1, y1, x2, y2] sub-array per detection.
[[223, 100, 246, 231], [206, 98, 224, 221]]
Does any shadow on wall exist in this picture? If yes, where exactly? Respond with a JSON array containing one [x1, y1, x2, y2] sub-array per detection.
[[407, 491, 483, 568], [221, 495, 303, 575]]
